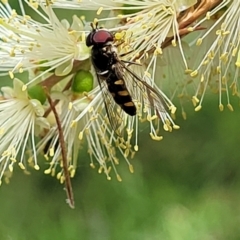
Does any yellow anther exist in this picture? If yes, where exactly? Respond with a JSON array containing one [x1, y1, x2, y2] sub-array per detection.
[[60, 176, 65, 184], [9, 165, 13, 172], [90, 163, 95, 169], [134, 145, 139, 151], [144, 71, 151, 78], [223, 31, 230, 36], [147, 115, 152, 122], [78, 131, 83, 140], [154, 47, 162, 55], [68, 102, 73, 110], [98, 166, 103, 174], [68, 165, 73, 171], [117, 174, 122, 182], [80, 15, 85, 21], [235, 62, 240, 67], [170, 105, 177, 114], [18, 162, 25, 170], [34, 165, 40, 170], [182, 111, 187, 120], [206, 11, 211, 20], [97, 7, 103, 15], [232, 47, 237, 57], [235, 49, 240, 67], [113, 157, 119, 165], [44, 168, 51, 174], [93, 18, 98, 25], [202, 59, 209, 65], [207, 51, 214, 59], [150, 132, 163, 141], [49, 147, 54, 157], [171, 40, 177, 47], [127, 128, 133, 135], [150, 115, 158, 121], [10, 48, 15, 57], [227, 103, 234, 111], [129, 164, 134, 173], [70, 120, 76, 128], [195, 105, 202, 111], [124, 148, 130, 158], [219, 104, 224, 111], [51, 168, 56, 177], [56, 172, 62, 180], [9, 71, 14, 79], [192, 96, 200, 105], [10, 157, 16, 162], [216, 29, 221, 35], [187, 27, 194, 32], [163, 124, 169, 131], [70, 169, 76, 178], [185, 68, 193, 74], [173, 125, 180, 130], [119, 143, 126, 149], [163, 123, 172, 132], [190, 70, 198, 77]]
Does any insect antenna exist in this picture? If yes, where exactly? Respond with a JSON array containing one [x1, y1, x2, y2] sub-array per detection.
[[90, 21, 99, 30]]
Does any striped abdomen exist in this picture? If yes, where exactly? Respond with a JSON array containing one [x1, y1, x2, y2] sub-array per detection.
[[106, 73, 136, 116]]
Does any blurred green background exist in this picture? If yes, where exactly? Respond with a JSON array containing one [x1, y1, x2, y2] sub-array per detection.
[[1, 98, 240, 240], [1, 1, 240, 240]]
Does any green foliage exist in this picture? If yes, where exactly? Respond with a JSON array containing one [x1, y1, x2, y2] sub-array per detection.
[[1, 97, 240, 240]]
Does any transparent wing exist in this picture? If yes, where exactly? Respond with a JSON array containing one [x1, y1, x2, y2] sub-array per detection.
[[115, 61, 170, 121], [95, 73, 125, 134]]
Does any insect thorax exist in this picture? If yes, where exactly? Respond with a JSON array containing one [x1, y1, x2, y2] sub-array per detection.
[[91, 43, 118, 75]]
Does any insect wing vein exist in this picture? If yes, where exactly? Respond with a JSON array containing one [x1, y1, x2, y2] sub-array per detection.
[[117, 61, 168, 117], [95, 73, 124, 134]]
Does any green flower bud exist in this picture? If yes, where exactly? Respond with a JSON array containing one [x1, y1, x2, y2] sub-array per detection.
[[28, 85, 46, 104], [72, 70, 93, 93], [38, 60, 54, 72]]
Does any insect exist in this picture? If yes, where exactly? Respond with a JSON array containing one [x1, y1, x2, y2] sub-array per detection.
[[86, 23, 168, 131]]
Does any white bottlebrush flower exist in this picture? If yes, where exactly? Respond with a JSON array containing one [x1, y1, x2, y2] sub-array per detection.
[[0, 0, 234, 210], [22, 0, 236, 116], [0, 78, 48, 185], [186, 0, 239, 112], [27, 0, 124, 10], [69, 0, 196, 65], [0, 1, 137, 185], [98, 0, 233, 116], [0, 1, 89, 85], [39, 87, 135, 183], [35, 0, 197, 11]]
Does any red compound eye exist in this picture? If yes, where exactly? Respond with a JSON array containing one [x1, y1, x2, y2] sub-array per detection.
[[93, 30, 113, 44], [86, 29, 113, 47]]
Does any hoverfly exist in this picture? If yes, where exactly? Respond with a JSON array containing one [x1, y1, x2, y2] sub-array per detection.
[[86, 23, 168, 132]]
